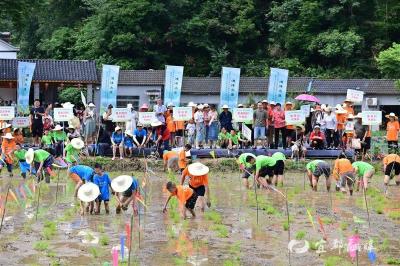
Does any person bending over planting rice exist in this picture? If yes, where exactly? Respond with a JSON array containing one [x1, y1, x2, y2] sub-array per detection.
[[178, 144, 192, 173], [382, 153, 400, 194], [333, 153, 354, 195], [271, 152, 286, 187], [113, 175, 139, 215], [306, 160, 331, 191], [14, 144, 35, 179], [163, 150, 179, 172], [352, 161, 374, 191], [25, 148, 55, 183], [181, 162, 211, 212], [65, 138, 85, 166], [163, 181, 197, 219], [238, 153, 256, 189], [254, 155, 277, 188], [68, 164, 95, 215]]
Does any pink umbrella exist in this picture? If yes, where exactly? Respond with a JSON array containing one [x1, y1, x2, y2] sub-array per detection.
[[295, 94, 320, 103]]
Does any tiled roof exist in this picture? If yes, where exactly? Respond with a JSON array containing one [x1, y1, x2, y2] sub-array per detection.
[[0, 59, 98, 83], [118, 70, 398, 95]]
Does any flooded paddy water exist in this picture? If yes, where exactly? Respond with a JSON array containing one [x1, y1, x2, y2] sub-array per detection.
[[0, 159, 399, 266]]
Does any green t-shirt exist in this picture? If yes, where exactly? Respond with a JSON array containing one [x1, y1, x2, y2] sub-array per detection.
[[272, 152, 286, 161], [238, 153, 256, 168], [255, 155, 276, 171], [52, 131, 67, 142], [42, 135, 53, 145], [34, 149, 51, 163], [218, 132, 229, 140], [14, 149, 26, 161], [306, 160, 325, 172], [65, 144, 79, 163], [229, 133, 240, 145], [352, 161, 374, 176]]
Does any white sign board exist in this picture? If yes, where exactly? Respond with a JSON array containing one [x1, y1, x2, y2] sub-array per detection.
[[0, 106, 15, 120], [112, 108, 131, 122], [12, 117, 30, 128], [54, 108, 74, 122], [233, 108, 253, 122], [173, 107, 192, 121], [300, 105, 311, 118], [361, 111, 382, 126], [346, 89, 364, 103], [241, 124, 252, 141], [138, 112, 156, 125], [285, 110, 305, 125]]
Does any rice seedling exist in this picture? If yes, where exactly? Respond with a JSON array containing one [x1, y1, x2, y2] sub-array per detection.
[[386, 257, 400, 265], [33, 240, 49, 251], [324, 256, 352, 266], [295, 230, 306, 240], [99, 234, 109, 246], [204, 210, 222, 224], [210, 224, 229, 238]]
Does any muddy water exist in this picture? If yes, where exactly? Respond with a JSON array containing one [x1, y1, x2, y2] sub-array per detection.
[[0, 168, 399, 266]]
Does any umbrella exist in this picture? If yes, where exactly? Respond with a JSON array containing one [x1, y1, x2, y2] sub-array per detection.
[[295, 94, 320, 103]]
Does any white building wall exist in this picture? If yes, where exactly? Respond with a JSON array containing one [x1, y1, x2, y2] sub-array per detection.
[[0, 52, 17, 59]]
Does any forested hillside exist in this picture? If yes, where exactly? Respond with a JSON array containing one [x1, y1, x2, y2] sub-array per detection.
[[1, 0, 400, 78]]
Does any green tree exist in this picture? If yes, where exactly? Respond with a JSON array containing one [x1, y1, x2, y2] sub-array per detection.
[[377, 43, 400, 78], [58, 87, 86, 107]]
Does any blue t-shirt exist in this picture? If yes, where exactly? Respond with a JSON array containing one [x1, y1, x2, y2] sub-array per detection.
[[133, 128, 147, 138], [93, 173, 111, 201], [126, 177, 139, 193], [112, 132, 123, 144], [70, 165, 94, 182], [124, 136, 133, 147]]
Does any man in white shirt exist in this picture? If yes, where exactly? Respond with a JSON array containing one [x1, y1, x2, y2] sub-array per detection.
[[154, 98, 167, 124], [323, 106, 338, 148], [125, 103, 138, 134]]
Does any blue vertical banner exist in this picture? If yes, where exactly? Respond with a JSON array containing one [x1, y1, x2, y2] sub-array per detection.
[[100, 64, 120, 114], [219, 67, 241, 109], [164, 65, 184, 107], [267, 68, 289, 106], [17, 61, 36, 114]]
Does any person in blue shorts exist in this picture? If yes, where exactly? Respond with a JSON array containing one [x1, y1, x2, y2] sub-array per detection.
[[124, 130, 134, 157], [93, 163, 113, 214], [68, 164, 95, 215], [115, 176, 140, 214]]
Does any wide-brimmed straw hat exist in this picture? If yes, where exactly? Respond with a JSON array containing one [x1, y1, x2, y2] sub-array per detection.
[[385, 112, 398, 119], [71, 138, 85, 150], [347, 114, 355, 120], [0, 123, 11, 130], [335, 104, 347, 114], [111, 175, 133, 193], [77, 183, 100, 202], [25, 148, 34, 164], [296, 125, 305, 131], [62, 102, 75, 108], [285, 102, 294, 106], [237, 104, 244, 108], [188, 162, 209, 176], [53, 124, 63, 131], [270, 101, 276, 105], [187, 102, 196, 107], [344, 99, 354, 103], [197, 104, 204, 110], [221, 104, 229, 109], [2, 133, 14, 139], [151, 120, 163, 127], [261, 100, 268, 103], [88, 103, 96, 107], [167, 102, 175, 107], [115, 126, 121, 132]]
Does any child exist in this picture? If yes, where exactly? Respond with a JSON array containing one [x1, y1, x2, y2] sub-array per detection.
[[111, 126, 124, 160], [124, 130, 134, 157], [0, 133, 16, 177], [116, 176, 139, 214], [13, 144, 34, 179], [228, 130, 239, 149], [271, 152, 286, 187], [290, 125, 307, 160], [218, 127, 230, 148], [41, 129, 54, 150], [68, 164, 95, 215], [238, 153, 256, 189], [13, 128, 24, 145], [65, 138, 84, 165], [93, 163, 113, 214], [67, 125, 80, 141], [133, 123, 147, 149], [186, 119, 196, 146], [306, 160, 331, 191], [25, 148, 55, 183], [178, 144, 192, 172], [52, 125, 67, 159], [163, 181, 197, 219]]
